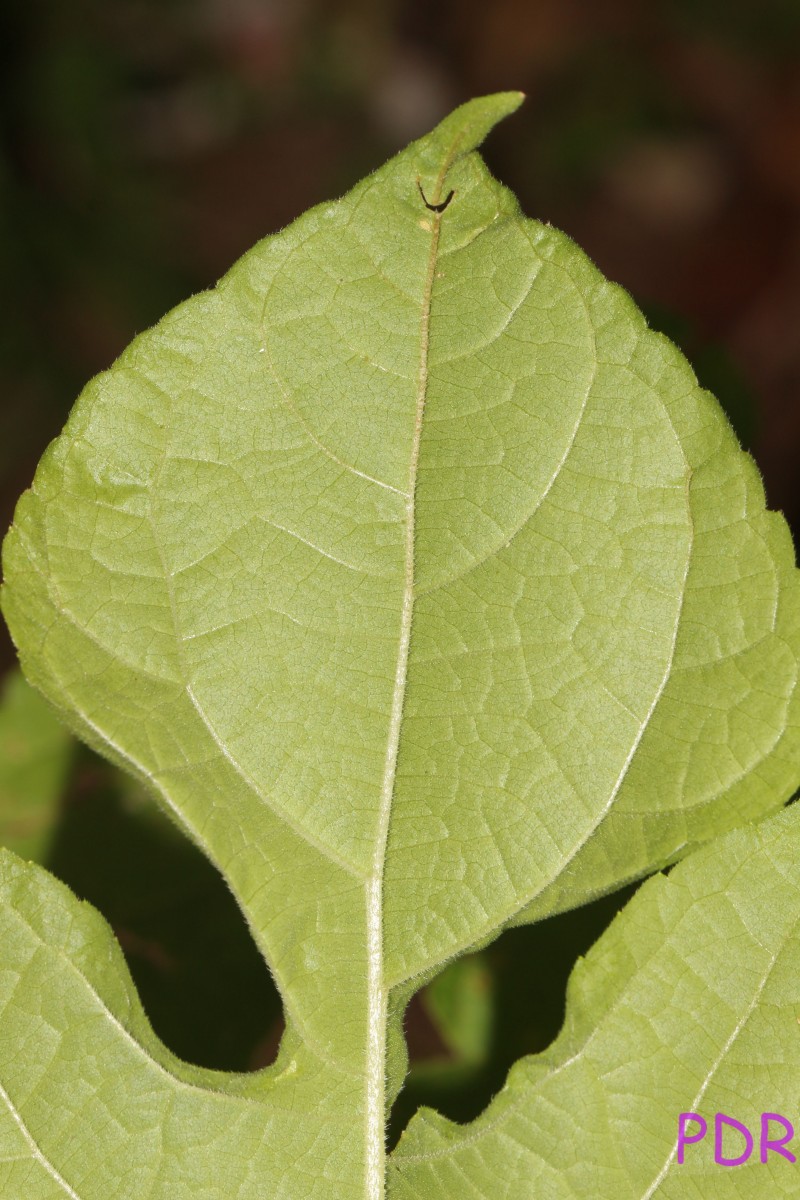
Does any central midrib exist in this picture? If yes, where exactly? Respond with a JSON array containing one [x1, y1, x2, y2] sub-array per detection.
[[363, 151, 456, 1200]]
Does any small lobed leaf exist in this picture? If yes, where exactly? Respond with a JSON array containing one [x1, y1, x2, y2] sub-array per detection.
[[1, 92, 799, 1198]]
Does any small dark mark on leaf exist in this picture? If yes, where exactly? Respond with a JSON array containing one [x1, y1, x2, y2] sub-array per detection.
[[417, 181, 455, 212]]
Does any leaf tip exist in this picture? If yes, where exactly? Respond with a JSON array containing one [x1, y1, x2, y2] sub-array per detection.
[[415, 91, 525, 180]]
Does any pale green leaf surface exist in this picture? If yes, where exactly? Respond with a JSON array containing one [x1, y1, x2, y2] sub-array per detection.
[[1, 92, 799, 1197], [0, 669, 72, 862], [390, 802, 800, 1198]]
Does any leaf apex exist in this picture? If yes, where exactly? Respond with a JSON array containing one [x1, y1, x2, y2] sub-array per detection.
[[419, 91, 525, 172]]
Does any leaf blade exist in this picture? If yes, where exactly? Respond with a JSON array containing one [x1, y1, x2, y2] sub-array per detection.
[[1, 93, 799, 1198]]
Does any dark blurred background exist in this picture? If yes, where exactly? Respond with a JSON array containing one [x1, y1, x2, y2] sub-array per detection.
[[1, 0, 799, 1140]]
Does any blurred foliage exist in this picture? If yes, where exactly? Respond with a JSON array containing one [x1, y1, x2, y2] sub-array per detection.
[[1, 0, 798, 1141], [666, 0, 800, 54], [0, 668, 72, 861]]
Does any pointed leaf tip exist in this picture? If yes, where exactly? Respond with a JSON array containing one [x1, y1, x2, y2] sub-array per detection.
[[413, 92, 525, 183], [441, 90, 526, 149]]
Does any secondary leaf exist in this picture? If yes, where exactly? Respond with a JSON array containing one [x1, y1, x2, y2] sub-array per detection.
[[1, 91, 799, 1197], [390, 802, 800, 1198], [0, 669, 72, 862]]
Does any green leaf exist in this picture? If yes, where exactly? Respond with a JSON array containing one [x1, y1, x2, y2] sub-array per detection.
[[0, 669, 72, 862], [423, 955, 495, 1066], [390, 802, 800, 1197], [44, 754, 284, 1074], [1, 91, 799, 1197]]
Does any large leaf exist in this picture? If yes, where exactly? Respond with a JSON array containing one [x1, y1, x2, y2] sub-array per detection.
[[1, 92, 799, 1197], [390, 802, 800, 1198]]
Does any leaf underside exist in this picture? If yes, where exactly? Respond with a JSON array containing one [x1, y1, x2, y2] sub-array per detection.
[[1, 92, 799, 1199]]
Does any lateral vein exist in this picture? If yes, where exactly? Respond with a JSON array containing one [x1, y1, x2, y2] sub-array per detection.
[[0, 1080, 82, 1199]]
